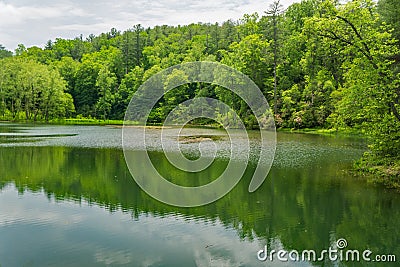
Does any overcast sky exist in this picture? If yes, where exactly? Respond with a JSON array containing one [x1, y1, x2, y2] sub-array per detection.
[[0, 0, 299, 51]]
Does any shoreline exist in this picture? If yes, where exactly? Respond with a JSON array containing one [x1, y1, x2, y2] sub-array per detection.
[[0, 119, 364, 134], [1, 119, 399, 190], [355, 156, 400, 190]]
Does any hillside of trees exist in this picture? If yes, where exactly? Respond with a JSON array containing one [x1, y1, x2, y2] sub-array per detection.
[[0, 0, 399, 178]]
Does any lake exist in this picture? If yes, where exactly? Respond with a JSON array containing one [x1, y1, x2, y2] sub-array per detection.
[[0, 123, 399, 266]]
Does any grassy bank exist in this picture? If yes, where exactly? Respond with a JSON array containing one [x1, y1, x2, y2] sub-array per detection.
[[355, 154, 400, 190], [0, 118, 226, 127], [277, 127, 365, 137], [50, 118, 125, 125], [1, 118, 135, 126]]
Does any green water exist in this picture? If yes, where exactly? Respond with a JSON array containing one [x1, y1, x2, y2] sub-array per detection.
[[0, 123, 399, 266]]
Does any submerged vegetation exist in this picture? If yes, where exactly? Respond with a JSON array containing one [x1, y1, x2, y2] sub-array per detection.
[[0, 0, 399, 186]]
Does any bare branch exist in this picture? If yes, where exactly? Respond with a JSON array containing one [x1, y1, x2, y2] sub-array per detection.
[[390, 102, 400, 122], [336, 15, 375, 63]]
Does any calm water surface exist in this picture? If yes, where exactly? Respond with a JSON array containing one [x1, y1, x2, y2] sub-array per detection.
[[0, 123, 399, 266]]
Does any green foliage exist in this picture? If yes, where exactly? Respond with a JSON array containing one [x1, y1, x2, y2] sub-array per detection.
[[96, 66, 117, 120], [0, 44, 12, 59], [221, 34, 272, 90], [112, 66, 144, 119], [0, 57, 74, 121], [378, 0, 400, 47], [305, 0, 400, 159]]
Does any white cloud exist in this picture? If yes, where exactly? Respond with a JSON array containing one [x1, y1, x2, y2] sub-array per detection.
[[51, 23, 110, 32], [0, 2, 90, 26], [0, 0, 299, 51]]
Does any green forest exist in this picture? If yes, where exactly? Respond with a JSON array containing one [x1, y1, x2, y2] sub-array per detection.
[[0, 0, 399, 183]]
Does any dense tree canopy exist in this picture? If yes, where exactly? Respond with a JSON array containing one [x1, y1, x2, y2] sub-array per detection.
[[0, 58, 74, 121], [0, 45, 12, 59]]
